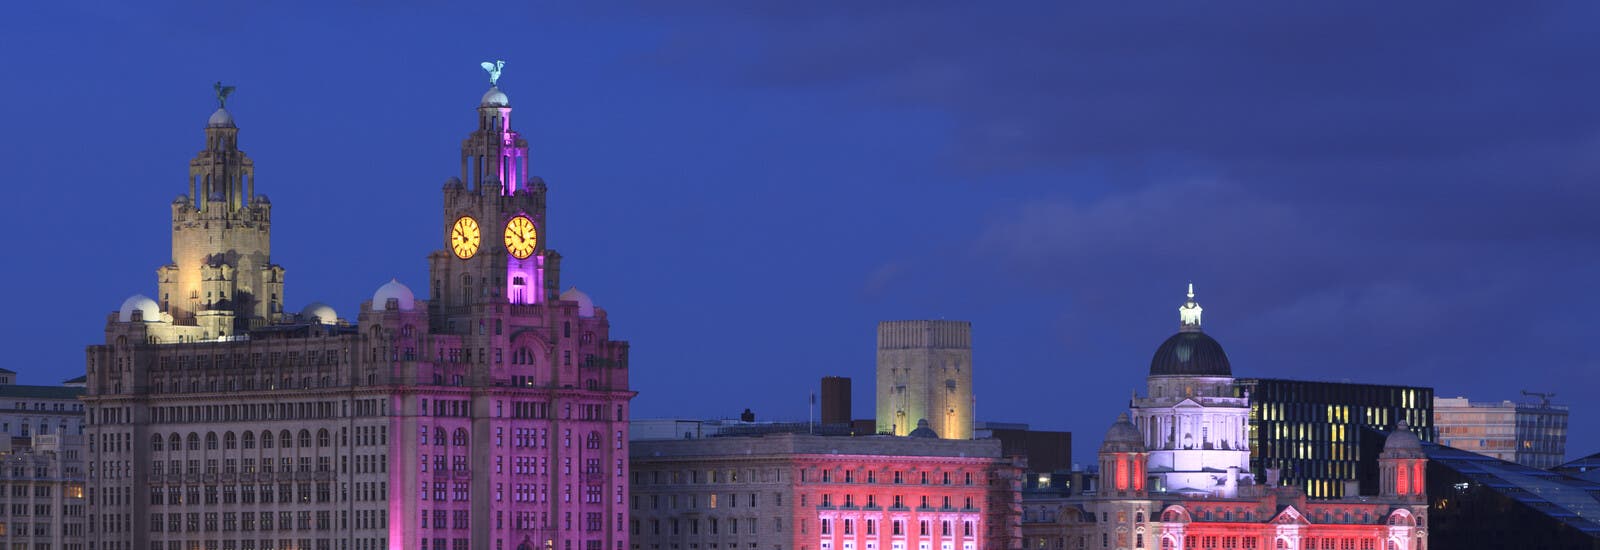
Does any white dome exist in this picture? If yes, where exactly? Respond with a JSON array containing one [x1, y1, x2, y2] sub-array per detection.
[[559, 286, 595, 318], [481, 87, 509, 107], [300, 302, 338, 325], [208, 108, 235, 127], [118, 294, 161, 323], [372, 279, 416, 311]]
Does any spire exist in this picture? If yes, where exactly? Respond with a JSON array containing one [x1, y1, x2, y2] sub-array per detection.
[[1179, 282, 1203, 331]]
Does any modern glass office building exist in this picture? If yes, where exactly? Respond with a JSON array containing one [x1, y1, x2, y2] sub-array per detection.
[[1234, 378, 1433, 498], [1434, 396, 1569, 468]]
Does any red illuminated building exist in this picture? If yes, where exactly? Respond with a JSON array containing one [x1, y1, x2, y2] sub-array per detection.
[[630, 432, 1024, 550]]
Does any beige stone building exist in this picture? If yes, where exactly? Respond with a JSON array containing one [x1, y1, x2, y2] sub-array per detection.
[[0, 434, 87, 550], [875, 322, 973, 439], [630, 433, 1022, 550]]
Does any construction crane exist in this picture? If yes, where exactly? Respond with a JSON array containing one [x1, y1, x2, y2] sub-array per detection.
[[1521, 390, 1556, 408]]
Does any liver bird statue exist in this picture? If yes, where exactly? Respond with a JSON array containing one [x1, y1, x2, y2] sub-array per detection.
[[214, 81, 236, 108], [481, 60, 505, 86]]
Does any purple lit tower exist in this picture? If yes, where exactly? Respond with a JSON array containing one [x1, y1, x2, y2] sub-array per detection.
[[83, 69, 632, 550], [377, 71, 636, 550]]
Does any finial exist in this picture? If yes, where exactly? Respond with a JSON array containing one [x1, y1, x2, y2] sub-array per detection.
[[213, 81, 236, 109], [1179, 282, 1203, 330], [480, 60, 505, 86]]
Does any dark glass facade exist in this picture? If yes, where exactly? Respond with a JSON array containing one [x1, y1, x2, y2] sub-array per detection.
[[1425, 442, 1600, 549], [1234, 378, 1433, 498]]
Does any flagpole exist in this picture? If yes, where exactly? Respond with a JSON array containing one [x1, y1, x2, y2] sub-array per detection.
[[809, 393, 816, 434]]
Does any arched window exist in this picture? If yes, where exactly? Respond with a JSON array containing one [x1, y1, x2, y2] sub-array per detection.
[[317, 429, 330, 447], [151, 434, 164, 452], [242, 431, 255, 449], [1135, 512, 1144, 523], [1161, 538, 1174, 550], [435, 428, 447, 446], [223, 431, 236, 450], [298, 430, 312, 448], [1275, 538, 1287, 549], [280, 430, 293, 449], [205, 432, 218, 450], [169, 433, 181, 451], [187, 433, 200, 451], [586, 432, 601, 449], [452, 428, 467, 446]]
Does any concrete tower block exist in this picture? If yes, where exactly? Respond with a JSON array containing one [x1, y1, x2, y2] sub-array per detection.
[[876, 320, 974, 439]]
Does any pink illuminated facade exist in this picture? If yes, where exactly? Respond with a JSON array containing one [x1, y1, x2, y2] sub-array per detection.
[[84, 75, 632, 550], [630, 434, 1023, 550]]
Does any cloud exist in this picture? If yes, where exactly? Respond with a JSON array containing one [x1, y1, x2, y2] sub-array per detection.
[[587, 1, 1600, 452]]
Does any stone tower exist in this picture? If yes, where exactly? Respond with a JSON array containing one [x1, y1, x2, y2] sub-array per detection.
[[155, 98, 284, 337], [876, 320, 973, 439], [426, 80, 559, 322]]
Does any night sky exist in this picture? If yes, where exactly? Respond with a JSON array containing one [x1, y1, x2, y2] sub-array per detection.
[[4, 3, 1599, 464]]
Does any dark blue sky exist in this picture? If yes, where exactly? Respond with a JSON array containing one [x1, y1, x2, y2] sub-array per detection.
[[4, 2, 1599, 464]]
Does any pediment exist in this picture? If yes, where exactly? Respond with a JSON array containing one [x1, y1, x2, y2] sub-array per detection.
[[1269, 506, 1310, 525]]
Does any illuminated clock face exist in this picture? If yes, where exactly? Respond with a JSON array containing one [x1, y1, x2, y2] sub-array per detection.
[[504, 215, 538, 259], [450, 216, 480, 259]]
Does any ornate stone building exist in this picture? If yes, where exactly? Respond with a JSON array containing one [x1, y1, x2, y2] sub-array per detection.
[[630, 433, 1023, 550], [1021, 288, 1429, 550], [876, 321, 973, 439], [83, 70, 634, 550], [0, 434, 87, 550]]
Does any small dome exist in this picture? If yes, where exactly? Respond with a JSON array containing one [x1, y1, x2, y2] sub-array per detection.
[[208, 108, 235, 127], [481, 86, 509, 107], [908, 419, 939, 439], [1100, 413, 1146, 453], [1383, 420, 1424, 456], [443, 177, 464, 190], [300, 302, 338, 325], [118, 294, 161, 323], [372, 279, 416, 311], [1149, 331, 1232, 377], [560, 287, 595, 318]]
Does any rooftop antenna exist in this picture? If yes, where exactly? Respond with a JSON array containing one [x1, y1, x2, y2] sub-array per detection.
[[1521, 390, 1555, 408]]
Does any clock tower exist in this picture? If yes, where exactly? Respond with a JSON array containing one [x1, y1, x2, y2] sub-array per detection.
[[427, 71, 559, 322]]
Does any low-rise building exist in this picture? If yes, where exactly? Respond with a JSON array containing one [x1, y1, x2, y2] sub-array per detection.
[[630, 432, 1024, 550], [974, 422, 1071, 475]]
